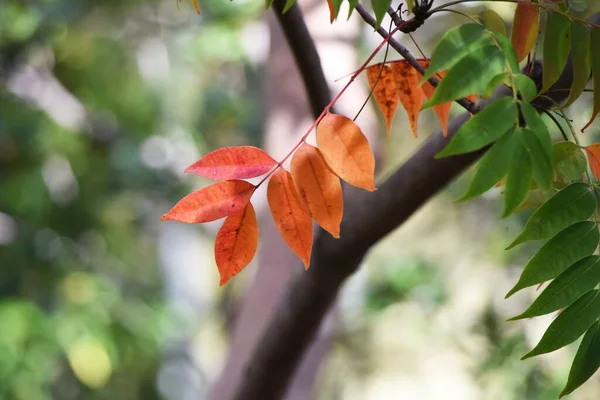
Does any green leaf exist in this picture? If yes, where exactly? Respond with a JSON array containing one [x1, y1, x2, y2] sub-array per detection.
[[507, 182, 596, 249], [510, 256, 600, 320], [560, 321, 600, 398], [520, 101, 552, 158], [521, 128, 553, 190], [503, 140, 532, 217], [421, 24, 493, 83], [436, 97, 517, 158], [282, 0, 296, 13], [522, 290, 600, 359], [372, 0, 392, 27], [481, 72, 510, 99], [347, 0, 358, 19], [459, 127, 518, 201], [492, 32, 519, 73], [563, 21, 591, 108], [554, 142, 588, 182], [423, 45, 506, 108], [506, 221, 599, 297], [405, 0, 414, 13], [542, 11, 570, 92], [330, 0, 343, 20], [582, 27, 600, 131], [480, 9, 507, 37], [513, 74, 538, 102]]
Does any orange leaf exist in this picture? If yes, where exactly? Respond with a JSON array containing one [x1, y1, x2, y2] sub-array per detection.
[[291, 143, 343, 238], [511, 0, 539, 62], [185, 146, 277, 180], [393, 61, 425, 137], [584, 144, 600, 180], [326, 0, 335, 23], [267, 169, 313, 269], [316, 112, 376, 191], [215, 202, 258, 285], [161, 180, 255, 223], [366, 64, 402, 135]]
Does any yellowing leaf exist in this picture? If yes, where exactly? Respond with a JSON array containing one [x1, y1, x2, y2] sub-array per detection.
[[511, 0, 539, 62], [394, 62, 425, 137], [291, 143, 343, 238], [176, 0, 200, 13], [366, 64, 403, 135], [185, 146, 277, 180], [161, 180, 255, 223], [267, 169, 313, 269], [584, 143, 600, 181], [215, 203, 258, 285], [316, 112, 376, 191]]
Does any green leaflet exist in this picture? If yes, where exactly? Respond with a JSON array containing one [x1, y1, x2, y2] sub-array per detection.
[[563, 21, 591, 108], [282, 0, 296, 12], [513, 74, 538, 102], [423, 45, 506, 108], [405, 0, 414, 13], [481, 72, 510, 99], [560, 321, 600, 398], [582, 27, 600, 131], [436, 97, 517, 158], [458, 127, 518, 202], [330, 0, 343, 20], [506, 221, 600, 297], [520, 101, 552, 159], [480, 9, 507, 37], [554, 142, 588, 182], [520, 128, 553, 190], [347, 0, 358, 19], [503, 139, 532, 217], [492, 32, 519, 73], [542, 11, 570, 92], [510, 256, 600, 320], [421, 24, 493, 83], [372, 0, 392, 27], [507, 182, 596, 249], [522, 290, 600, 359]]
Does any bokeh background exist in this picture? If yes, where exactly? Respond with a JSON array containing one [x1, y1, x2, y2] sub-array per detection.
[[1, 1, 600, 399]]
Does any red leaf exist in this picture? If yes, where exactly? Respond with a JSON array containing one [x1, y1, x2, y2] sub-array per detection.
[[185, 146, 277, 180], [511, 0, 539, 62], [316, 112, 376, 191], [215, 203, 258, 285], [291, 143, 343, 238], [161, 180, 255, 223], [267, 168, 313, 269], [327, 0, 335, 23], [584, 144, 600, 180]]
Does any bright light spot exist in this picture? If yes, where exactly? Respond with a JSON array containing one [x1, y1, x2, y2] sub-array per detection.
[[62, 272, 96, 305], [42, 155, 78, 204], [68, 338, 112, 389], [0, 213, 18, 245], [137, 39, 171, 83], [240, 22, 270, 64], [141, 136, 174, 169]]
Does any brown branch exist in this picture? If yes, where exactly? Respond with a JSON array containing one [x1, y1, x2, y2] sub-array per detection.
[[231, 4, 600, 399]]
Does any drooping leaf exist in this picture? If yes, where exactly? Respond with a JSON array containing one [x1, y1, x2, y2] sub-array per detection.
[[394, 62, 425, 137], [563, 21, 591, 108], [371, 0, 392, 26], [542, 11, 570, 92], [423, 45, 506, 108], [560, 321, 600, 398], [161, 180, 255, 223], [506, 221, 600, 297], [215, 203, 259, 285], [327, 0, 337, 23], [316, 112, 376, 191], [584, 143, 600, 180], [520, 101, 552, 157], [522, 290, 600, 359], [437, 97, 517, 158], [510, 256, 600, 320], [513, 73, 538, 102], [459, 127, 519, 201], [582, 27, 600, 131], [421, 24, 493, 83], [291, 143, 343, 238], [479, 9, 507, 37], [521, 128, 553, 190], [267, 168, 313, 269], [554, 142, 587, 182], [511, 0, 539, 62], [507, 182, 596, 249], [503, 139, 532, 217], [185, 146, 277, 180]]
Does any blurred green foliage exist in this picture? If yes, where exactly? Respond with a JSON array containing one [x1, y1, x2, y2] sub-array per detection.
[[0, 0, 264, 398]]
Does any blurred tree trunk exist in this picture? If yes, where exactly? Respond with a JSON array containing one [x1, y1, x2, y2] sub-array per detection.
[[210, 1, 378, 399]]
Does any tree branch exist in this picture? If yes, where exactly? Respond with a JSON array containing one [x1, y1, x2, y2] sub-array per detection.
[[231, 5, 600, 400]]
